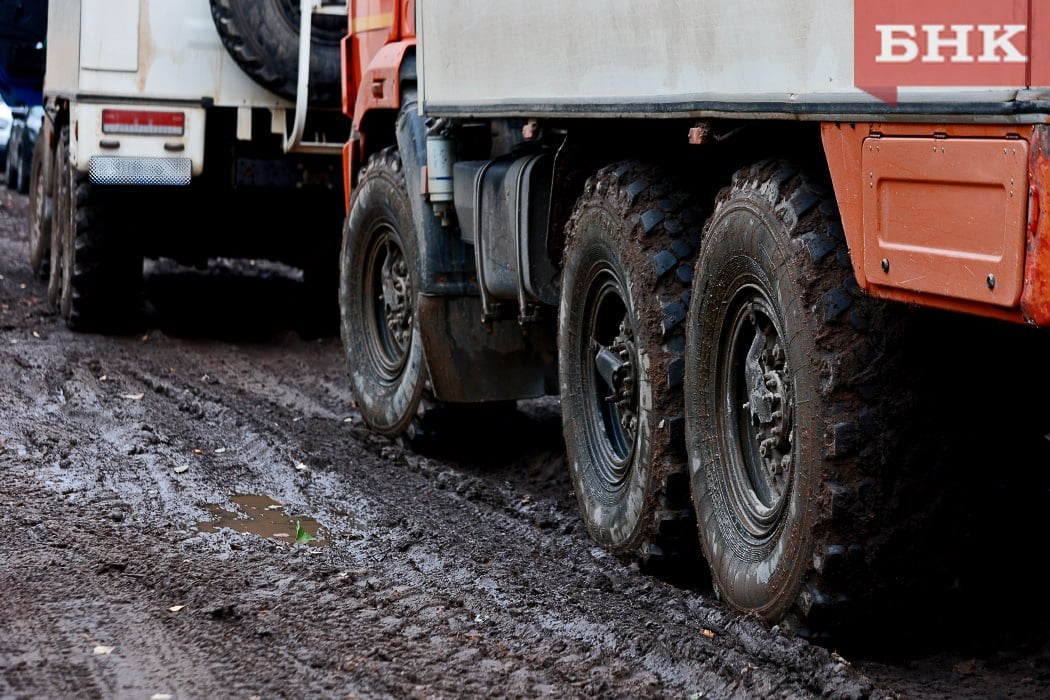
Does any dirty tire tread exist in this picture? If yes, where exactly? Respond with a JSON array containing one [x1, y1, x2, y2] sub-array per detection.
[[560, 161, 703, 571], [209, 0, 343, 107], [4, 144, 15, 188], [686, 159, 912, 641], [27, 119, 53, 279], [46, 126, 70, 309], [65, 172, 143, 332], [16, 146, 31, 194], [341, 147, 445, 448], [52, 126, 143, 333]]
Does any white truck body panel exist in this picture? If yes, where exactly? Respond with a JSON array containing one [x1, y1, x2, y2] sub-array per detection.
[[417, 0, 1032, 116], [44, 0, 295, 176], [80, 0, 139, 72], [45, 0, 291, 106]]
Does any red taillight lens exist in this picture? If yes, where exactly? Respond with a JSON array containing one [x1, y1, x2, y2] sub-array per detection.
[[102, 109, 185, 136]]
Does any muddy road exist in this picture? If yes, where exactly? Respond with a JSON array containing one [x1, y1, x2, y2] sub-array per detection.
[[1, 184, 1049, 699]]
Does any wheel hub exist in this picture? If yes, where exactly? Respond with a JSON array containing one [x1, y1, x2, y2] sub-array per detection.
[[741, 303, 793, 488], [583, 275, 640, 481], [606, 322, 638, 441], [364, 228, 412, 379], [381, 252, 411, 352]]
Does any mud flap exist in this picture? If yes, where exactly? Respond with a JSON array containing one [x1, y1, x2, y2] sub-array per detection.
[[397, 102, 557, 403], [418, 295, 556, 403]]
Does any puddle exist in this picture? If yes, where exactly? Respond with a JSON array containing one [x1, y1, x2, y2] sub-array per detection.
[[197, 494, 327, 546]]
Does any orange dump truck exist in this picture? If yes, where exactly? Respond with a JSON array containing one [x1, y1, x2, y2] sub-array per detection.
[[337, 0, 1050, 638]]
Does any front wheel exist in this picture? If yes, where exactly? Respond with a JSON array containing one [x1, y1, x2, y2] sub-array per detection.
[[340, 147, 429, 439]]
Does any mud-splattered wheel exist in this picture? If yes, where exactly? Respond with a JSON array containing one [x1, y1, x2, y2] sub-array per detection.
[[27, 116, 53, 279], [340, 147, 429, 439], [686, 160, 907, 638], [48, 125, 143, 332], [46, 126, 70, 311], [559, 161, 701, 567]]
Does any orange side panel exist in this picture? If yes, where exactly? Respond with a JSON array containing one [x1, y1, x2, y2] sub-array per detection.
[[348, 0, 398, 114], [340, 34, 355, 120], [344, 0, 413, 205], [862, 137, 1028, 308], [351, 39, 415, 132], [822, 122, 1034, 325], [400, 0, 415, 37]]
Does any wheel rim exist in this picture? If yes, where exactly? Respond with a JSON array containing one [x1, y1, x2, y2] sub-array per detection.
[[362, 222, 412, 382], [717, 284, 795, 539], [580, 265, 639, 487]]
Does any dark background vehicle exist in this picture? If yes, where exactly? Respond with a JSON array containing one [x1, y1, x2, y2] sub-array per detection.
[[0, 99, 10, 164], [4, 103, 42, 193]]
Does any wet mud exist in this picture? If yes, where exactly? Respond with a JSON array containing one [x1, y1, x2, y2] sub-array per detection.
[[2, 184, 1050, 698]]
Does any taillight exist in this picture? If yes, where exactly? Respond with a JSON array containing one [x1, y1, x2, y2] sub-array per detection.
[[101, 109, 185, 136]]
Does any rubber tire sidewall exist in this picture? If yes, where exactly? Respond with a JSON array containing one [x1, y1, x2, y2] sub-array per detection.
[[4, 140, 15, 188], [15, 139, 31, 193], [687, 194, 819, 622], [559, 208, 656, 552], [47, 126, 70, 312], [339, 154, 427, 437], [28, 118, 53, 279]]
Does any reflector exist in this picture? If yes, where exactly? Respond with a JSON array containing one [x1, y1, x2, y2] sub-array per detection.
[[101, 109, 185, 136]]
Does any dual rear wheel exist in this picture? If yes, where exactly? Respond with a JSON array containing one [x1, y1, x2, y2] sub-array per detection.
[[562, 159, 906, 637]]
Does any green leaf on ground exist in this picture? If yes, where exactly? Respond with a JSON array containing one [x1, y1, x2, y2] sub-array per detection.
[[295, 521, 317, 544]]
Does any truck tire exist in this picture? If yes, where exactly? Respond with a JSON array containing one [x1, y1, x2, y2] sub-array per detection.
[[46, 126, 70, 309], [559, 161, 703, 570], [4, 145, 15, 189], [27, 117, 53, 279], [51, 126, 143, 332], [340, 147, 430, 439], [209, 0, 343, 108], [15, 141, 30, 194], [685, 160, 908, 639]]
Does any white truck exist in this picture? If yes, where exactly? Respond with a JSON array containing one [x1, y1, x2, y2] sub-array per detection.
[[337, 0, 1050, 640], [19, 0, 349, 331]]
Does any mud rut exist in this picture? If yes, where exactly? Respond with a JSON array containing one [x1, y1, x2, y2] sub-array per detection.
[[1, 186, 1049, 699]]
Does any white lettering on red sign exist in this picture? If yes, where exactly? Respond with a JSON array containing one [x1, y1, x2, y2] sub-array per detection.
[[875, 24, 1027, 64]]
